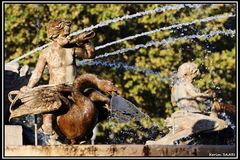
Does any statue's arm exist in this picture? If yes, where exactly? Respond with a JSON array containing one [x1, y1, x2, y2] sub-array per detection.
[[27, 52, 47, 88], [171, 87, 177, 107], [56, 36, 95, 59], [57, 36, 81, 47], [74, 41, 95, 59], [186, 84, 211, 102], [55, 36, 84, 48]]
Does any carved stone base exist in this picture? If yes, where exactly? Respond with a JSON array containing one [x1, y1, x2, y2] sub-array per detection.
[[146, 111, 228, 145]]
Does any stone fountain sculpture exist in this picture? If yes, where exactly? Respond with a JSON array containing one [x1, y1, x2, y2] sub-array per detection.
[[9, 73, 119, 145], [146, 62, 234, 145], [8, 19, 144, 145], [8, 18, 117, 145]]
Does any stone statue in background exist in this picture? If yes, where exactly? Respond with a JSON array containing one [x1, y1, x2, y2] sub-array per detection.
[[19, 19, 96, 145], [171, 62, 235, 116], [146, 62, 230, 145], [171, 62, 213, 113]]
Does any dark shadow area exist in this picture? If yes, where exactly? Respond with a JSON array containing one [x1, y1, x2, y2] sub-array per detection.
[[95, 122, 164, 144], [4, 70, 30, 124], [4, 69, 38, 145], [189, 119, 235, 145]]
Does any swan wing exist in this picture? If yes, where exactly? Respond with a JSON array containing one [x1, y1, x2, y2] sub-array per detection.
[[9, 84, 72, 120]]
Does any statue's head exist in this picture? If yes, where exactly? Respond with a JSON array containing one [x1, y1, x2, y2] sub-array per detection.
[[47, 19, 71, 40], [177, 62, 200, 81]]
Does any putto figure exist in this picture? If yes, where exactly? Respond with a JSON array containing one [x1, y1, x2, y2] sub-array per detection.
[[20, 19, 96, 144], [146, 62, 229, 145], [171, 62, 213, 113]]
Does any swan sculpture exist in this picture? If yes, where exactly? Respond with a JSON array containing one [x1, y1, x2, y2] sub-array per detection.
[[9, 73, 118, 144]]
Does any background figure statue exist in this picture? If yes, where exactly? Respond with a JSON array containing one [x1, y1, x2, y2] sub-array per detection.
[[20, 19, 96, 145], [171, 62, 213, 113], [146, 62, 229, 145]]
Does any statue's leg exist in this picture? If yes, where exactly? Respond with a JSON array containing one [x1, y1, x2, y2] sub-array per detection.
[[41, 114, 55, 134], [70, 139, 76, 145], [40, 113, 62, 145]]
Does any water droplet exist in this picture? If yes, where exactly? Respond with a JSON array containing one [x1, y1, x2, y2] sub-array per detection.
[[215, 86, 221, 90]]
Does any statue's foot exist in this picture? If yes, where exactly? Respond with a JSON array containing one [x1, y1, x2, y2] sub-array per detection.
[[44, 134, 62, 145], [41, 124, 55, 135], [38, 128, 62, 145]]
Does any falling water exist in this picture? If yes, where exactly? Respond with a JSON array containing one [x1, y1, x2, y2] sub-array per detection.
[[6, 5, 232, 65], [15, 29, 235, 82], [110, 95, 164, 130], [77, 30, 235, 79], [105, 94, 165, 144], [218, 112, 235, 130], [95, 14, 235, 51], [6, 4, 204, 65], [6, 43, 49, 65], [80, 29, 235, 62], [70, 4, 205, 37], [79, 59, 172, 82]]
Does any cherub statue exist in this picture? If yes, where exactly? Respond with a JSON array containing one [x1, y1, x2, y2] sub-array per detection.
[[146, 62, 229, 145], [171, 62, 213, 113], [9, 19, 145, 145], [19, 19, 97, 144]]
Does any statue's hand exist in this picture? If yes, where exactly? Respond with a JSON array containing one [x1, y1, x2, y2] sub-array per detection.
[[84, 42, 95, 58], [76, 31, 96, 43], [204, 89, 215, 98]]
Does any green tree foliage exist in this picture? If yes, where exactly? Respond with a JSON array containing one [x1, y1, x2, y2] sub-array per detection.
[[4, 3, 236, 144]]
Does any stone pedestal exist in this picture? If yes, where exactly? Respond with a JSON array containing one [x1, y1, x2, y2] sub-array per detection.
[[5, 125, 23, 146]]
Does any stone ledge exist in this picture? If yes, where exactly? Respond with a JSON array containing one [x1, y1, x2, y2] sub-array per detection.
[[4, 145, 236, 157]]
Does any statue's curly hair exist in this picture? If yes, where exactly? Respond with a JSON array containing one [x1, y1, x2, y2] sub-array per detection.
[[177, 62, 199, 79], [47, 19, 71, 40]]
